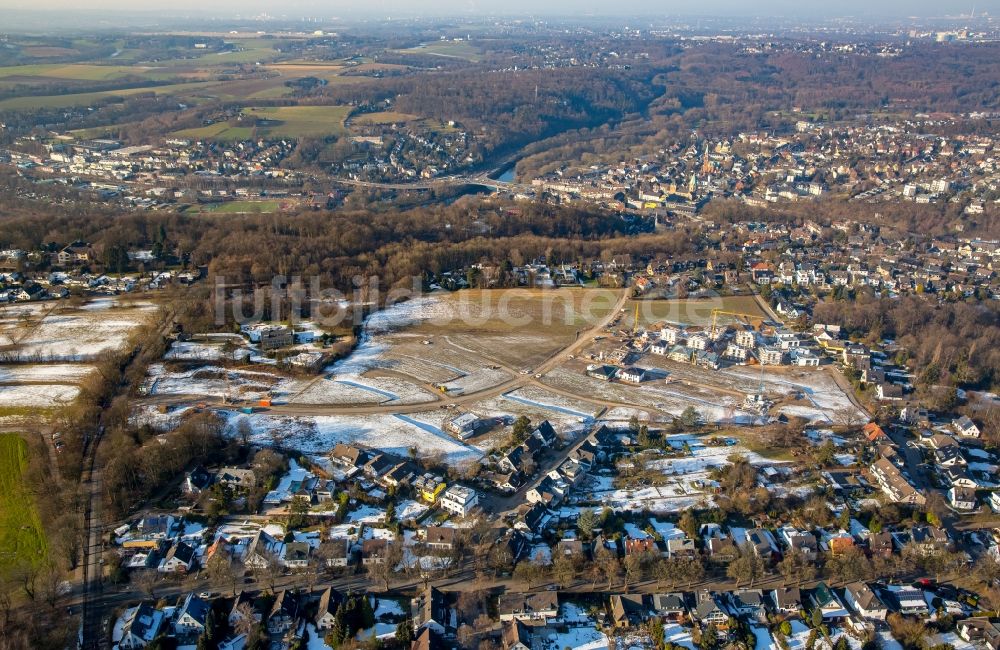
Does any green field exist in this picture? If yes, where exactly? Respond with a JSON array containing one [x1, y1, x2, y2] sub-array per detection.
[[0, 434, 47, 579], [0, 63, 152, 81], [187, 199, 285, 214], [0, 79, 219, 111], [175, 105, 351, 140], [395, 41, 482, 62]]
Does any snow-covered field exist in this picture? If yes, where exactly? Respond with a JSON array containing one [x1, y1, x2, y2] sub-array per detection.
[[0, 300, 157, 412], [0, 364, 95, 383], [220, 410, 484, 463], [541, 367, 758, 424], [579, 436, 777, 513], [0, 382, 80, 407], [0, 363, 92, 408], [0, 299, 156, 361]]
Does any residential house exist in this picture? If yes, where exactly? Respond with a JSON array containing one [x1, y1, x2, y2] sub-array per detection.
[[320, 538, 351, 568], [861, 422, 889, 443], [707, 537, 739, 564], [412, 587, 451, 635], [876, 383, 904, 401], [771, 588, 802, 615], [228, 591, 263, 630], [868, 532, 895, 558], [439, 485, 478, 518], [411, 628, 447, 650], [618, 367, 648, 384], [911, 526, 953, 555], [809, 582, 848, 620], [361, 539, 391, 566], [243, 530, 282, 570], [949, 486, 978, 511], [526, 476, 564, 507], [501, 619, 532, 650], [159, 541, 196, 573], [844, 583, 888, 621], [118, 603, 165, 649], [315, 587, 343, 632], [610, 594, 648, 628], [957, 618, 1000, 649], [744, 528, 778, 562], [174, 594, 211, 637], [693, 592, 729, 627], [651, 593, 688, 621], [934, 446, 967, 468], [498, 592, 559, 623], [329, 443, 370, 469], [730, 590, 766, 621], [883, 585, 928, 615], [281, 542, 311, 569], [267, 591, 299, 636], [215, 467, 256, 491], [869, 457, 926, 505], [424, 526, 456, 552], [953, 415, 981, 438], [184, 466, 212, 495], [666, 537, 697, 559]]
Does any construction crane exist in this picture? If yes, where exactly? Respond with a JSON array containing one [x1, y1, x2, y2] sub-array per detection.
[[632, 303, 640, 336], [710, 309, 767, 338]]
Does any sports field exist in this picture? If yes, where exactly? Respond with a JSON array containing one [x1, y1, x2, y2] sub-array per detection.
[[0, 434, 47, 579]]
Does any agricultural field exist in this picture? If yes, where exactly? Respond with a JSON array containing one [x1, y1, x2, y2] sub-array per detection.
[[0, 434, 47, 580], [624, 294, 768, 329], [0, 63, 159, 82], [0, 299, 155, 419], [0, 79, 219, 110]]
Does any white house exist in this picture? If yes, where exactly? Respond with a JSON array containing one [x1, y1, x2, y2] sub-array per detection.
[[843, 583, 888, 621], [949, 486, 977, 512], [158, 541, 196, 573], [953, 416, 981, 438], [617, 367, 647, 384], [439, 484, 479, 518], [174, 594, 211, 636]]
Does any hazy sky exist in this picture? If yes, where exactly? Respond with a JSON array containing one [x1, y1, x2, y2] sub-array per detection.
[[0, 0, 996, 18]]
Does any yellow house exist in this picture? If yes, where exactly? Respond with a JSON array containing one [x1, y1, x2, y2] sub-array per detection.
[[421, 481, 446, 503]]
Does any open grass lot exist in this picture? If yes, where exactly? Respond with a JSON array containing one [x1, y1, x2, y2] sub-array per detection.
[[173, 122, 255, 141], [174, 105, 351, 140], [0, 79, 219, 111], [351, 111, 419, 125], [394, 41, 483, 62], [21, 46, 81, 58], [400, 288, 621, 370], [243, 105, 352, 137], [186, 199, 286, 214], [0, 63, 152, 82], [625, 295, 768, 329], [0, 434, 46, 579]]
